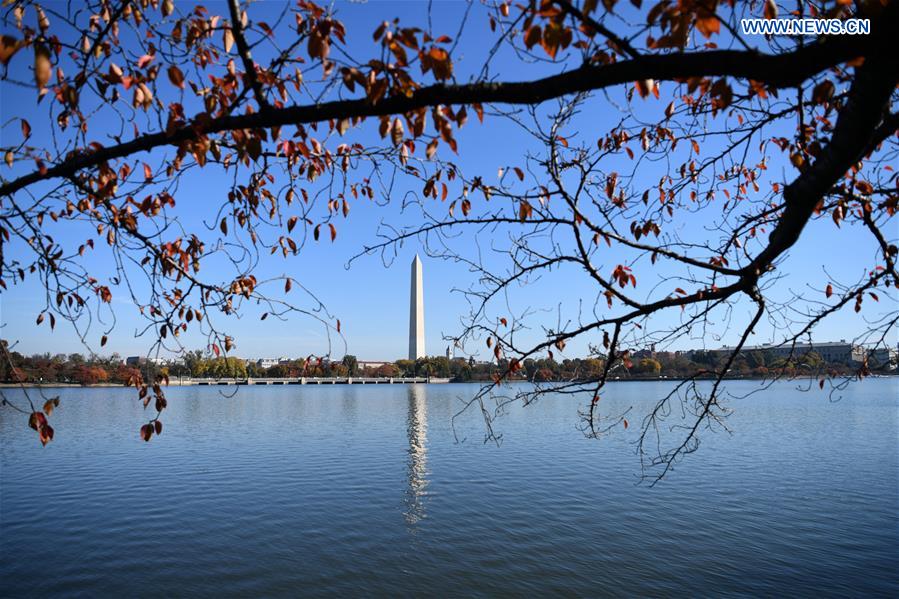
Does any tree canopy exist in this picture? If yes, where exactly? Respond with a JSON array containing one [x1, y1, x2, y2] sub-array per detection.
[[1, 0, 896, 480]]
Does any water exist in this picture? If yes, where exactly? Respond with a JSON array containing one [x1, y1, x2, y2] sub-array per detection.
[[1, 380, 897, 596]]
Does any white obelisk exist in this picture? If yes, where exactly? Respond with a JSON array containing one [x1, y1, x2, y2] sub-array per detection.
[[409, 254, 425, 360]]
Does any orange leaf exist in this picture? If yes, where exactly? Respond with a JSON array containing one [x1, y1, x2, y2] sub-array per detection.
[[695, 15, 720, 39]]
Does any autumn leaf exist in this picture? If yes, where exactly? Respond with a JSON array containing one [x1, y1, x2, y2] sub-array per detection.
[[42, 398, 59, 416], [812, 80, 834, 105], [33, 43, 51, 89], [137, 54, 155, 69], [764, 0, 778, 20], [38, 423, 54, 446], [635, 79, 655, 99], [36, 6, 50, 32], [825, 284, 833, 298], [390, 117, 404, 146], [519, 201, 532, 221], [695, 14, 720, 39], [524, 25, 541, 49], [167, 65, 185, 89], [0, 35, 21, 66], [20, 119, 31, 139], [224, 27, 235, 53]]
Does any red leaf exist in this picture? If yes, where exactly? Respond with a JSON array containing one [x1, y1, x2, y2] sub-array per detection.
[[140, 423, 153, 442], [38, 423, 54, 445], [28, 411, 47, 431], [137, 54, 155, 69], [825, 284, 833, 298]]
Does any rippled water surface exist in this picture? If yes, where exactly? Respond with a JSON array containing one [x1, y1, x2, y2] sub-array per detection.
[[1, 380, 897, 596]]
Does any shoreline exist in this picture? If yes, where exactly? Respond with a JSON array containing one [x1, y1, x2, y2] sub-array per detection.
[[2, 374, 895, 389]]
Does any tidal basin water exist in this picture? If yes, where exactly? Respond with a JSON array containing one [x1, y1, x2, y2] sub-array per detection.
[[1, 380, 897, 596]]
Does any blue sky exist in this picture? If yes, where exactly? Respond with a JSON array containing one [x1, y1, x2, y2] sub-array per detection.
[[1, 1, 894, 361]]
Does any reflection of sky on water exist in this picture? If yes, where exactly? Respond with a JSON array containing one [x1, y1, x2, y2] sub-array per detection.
[[404, 384, 429, 529]]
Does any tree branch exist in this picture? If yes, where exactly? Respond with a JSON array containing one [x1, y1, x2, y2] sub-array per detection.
[[0, 35, 870, 199], [226, 0, 269, 110]]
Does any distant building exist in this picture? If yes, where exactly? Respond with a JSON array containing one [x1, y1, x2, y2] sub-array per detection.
[[868, 347, 898, 369], [125, 356, 146, 366], [709, 341, 865, 365], [255, 358, 281, 369], [445, 345, 453, 360], [358, 360, 389, 370]]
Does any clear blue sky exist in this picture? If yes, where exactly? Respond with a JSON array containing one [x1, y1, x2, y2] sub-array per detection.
[[1, 1, 894, 361]]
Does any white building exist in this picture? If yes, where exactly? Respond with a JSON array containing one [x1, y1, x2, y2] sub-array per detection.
[[709, 341, 866, 364]]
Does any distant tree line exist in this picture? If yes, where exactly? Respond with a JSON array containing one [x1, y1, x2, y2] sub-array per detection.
[[3, 341, 890, 386]]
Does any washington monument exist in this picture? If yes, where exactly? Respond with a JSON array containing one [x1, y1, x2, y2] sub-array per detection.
[[409, 255, 425, 360]]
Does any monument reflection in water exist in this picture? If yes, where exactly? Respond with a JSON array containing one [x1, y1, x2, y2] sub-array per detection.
[[404, 384, 429, 527]]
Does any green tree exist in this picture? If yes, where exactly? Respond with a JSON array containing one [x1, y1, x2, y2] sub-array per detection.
[[342, 355, 358, 376]]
